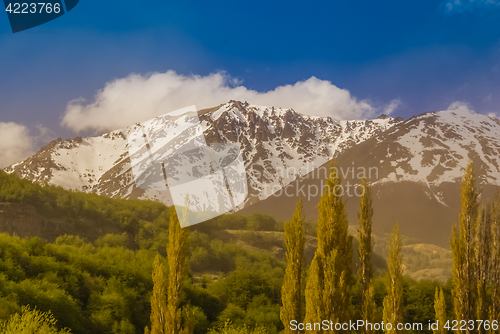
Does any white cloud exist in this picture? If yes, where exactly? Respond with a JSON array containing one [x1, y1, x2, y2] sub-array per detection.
[[0, 123, 55, 169], [447, 101, 472, 111], [61, 71, 400, 133], [383, 99, 402, 115], [0, 122, 35, 169], [447, 101, 500, 119], [444, 0, 500, 13]]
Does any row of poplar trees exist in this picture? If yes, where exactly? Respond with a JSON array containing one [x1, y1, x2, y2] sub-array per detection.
[[449, 160, 500, 334], [280, 160, 500, 334], [146, 160, 500, 334], [280, 163, 405, 334]]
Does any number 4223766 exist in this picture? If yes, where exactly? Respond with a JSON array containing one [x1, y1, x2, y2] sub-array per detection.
[[5, 3, 61, 14]]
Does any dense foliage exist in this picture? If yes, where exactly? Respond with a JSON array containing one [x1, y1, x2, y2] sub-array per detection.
[[451, 160, 500, 331], [0, 170, 464, 334], [0, 229, 289, 334]]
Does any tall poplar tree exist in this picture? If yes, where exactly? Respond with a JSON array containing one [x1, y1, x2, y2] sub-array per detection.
[[304, 252, 325, 332], [491, 193, 500, 326], [383, 224, 403, 334], [166, 209, 190, 334], [433, 288, 447, 334], [281, 198, 306, 333], [151, 254, 167, 334], [475, 205, 493, 334], [358, 178, 376, 334], [451, 160, 479, 334], [305, 162, 352, 333]]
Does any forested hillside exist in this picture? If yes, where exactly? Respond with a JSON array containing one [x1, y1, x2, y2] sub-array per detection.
[[0, 170, 460, 334]]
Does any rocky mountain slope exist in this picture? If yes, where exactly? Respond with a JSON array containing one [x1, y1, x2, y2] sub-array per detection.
[[371, 108, 500, 188], [5, 100, 401, 205], [241, 108, 500, 246], [6, 102, 500, 246]]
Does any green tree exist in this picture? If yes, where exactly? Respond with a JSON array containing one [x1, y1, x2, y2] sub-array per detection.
[[358, 178, 376, 334], [305, 162, 352, 333], [166, 210, 190, 334], [304, 253, 325, 330], [383, 224, 403, 334], [208, 321, 268, 334], [151, 254, 167, 334], [181, 305, 195, 334], [475, 205, 493, 334], [280, 198, 306, 334], [451, 160, 479, 334], [490, 192, 500, 328], [0, 306, 71, 334], [433, 288, 447, 334]]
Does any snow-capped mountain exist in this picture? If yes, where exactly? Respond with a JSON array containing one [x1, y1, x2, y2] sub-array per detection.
[[6, 101, 500, 245], [241, 107, 500, 246], [5, 101, 402, 205], [372, 108, 500, 187]]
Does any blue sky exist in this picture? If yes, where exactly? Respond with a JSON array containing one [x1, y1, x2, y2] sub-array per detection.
[[1, 0, 500, 162]]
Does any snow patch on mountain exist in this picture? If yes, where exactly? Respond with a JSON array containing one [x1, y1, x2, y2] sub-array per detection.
[[377, 108, 500, 187]]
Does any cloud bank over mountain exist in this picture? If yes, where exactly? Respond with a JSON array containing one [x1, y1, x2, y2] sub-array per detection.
[[0, 123, 54, 169], [61, 71, 400, 133], [0, 123, 35, 168]]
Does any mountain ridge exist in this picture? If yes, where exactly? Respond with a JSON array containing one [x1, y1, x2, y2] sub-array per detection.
[[5, 101, 500, 247], [240, 106, 500, 246], [5, 100, 402, 205]]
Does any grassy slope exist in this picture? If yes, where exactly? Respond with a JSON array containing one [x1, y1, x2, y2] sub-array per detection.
[[0, 169, 452, 281]]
